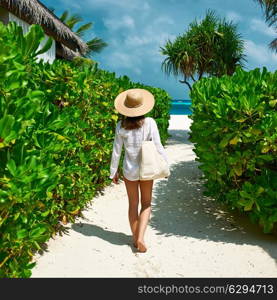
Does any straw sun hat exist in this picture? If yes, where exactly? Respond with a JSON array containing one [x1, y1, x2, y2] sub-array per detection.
[[114, 88, 155, 117]]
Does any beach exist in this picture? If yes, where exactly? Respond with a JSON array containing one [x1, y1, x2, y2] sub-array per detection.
[[31, 115, 277, 277]]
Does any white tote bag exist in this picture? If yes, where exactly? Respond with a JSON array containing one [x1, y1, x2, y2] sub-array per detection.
[[139, 118, 170, 181]]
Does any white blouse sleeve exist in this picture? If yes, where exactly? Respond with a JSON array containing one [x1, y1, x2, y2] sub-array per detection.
[[151, 118, 169, 163], [109, 121, 123, 179]]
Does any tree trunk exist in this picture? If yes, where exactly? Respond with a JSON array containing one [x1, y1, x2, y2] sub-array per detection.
[[179, 79, 192, 91]]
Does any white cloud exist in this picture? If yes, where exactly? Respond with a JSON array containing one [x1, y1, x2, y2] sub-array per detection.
[[101, 50, 142, 78], [154, 32, 176, 47], [104, 51, 143, 72], [103, 15, 135, 30], [84, 0, 150, 11], [142, 2, 150, 11], [123, 29, 175, 64], [133, 67, 142, 75], [106, 52, 134, 68], [125, 36, 151, 46], [101, 9, 176, 74], [153, 16, 174, 26], [250, 19, 277, 37], [245, 39, 277, 64], [226, 11, 242, 23], [60, 0, 81, 9]]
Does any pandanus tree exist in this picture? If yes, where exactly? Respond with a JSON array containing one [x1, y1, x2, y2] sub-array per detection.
[[255, 0, 277, 51], [160, 10, 246, 91]]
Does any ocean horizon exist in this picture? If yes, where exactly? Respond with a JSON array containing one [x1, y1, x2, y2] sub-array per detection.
[[170, 99, 192, 115]]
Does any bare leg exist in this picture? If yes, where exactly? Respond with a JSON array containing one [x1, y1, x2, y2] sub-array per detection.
[[137, 179, 154, 252], [123, 176, 139, 247]]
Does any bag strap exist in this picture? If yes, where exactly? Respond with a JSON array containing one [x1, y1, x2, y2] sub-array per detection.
[[149, 118, 153, 141], [142, 117, 152, 142]]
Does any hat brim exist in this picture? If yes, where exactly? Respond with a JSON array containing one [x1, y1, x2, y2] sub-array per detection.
[[114, 88, 155, 117]]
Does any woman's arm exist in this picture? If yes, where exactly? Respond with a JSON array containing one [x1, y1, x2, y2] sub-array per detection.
[[151, 118, 168, 163], [109, 121, 123, 179]]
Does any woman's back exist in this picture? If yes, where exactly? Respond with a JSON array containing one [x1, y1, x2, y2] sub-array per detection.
[[118, 116, 151, 146], [109, 117, 168, 181]]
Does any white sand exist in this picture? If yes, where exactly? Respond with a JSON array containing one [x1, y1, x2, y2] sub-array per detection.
[[31, 115, 277, 277]]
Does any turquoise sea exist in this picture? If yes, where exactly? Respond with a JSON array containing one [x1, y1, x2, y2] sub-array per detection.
[[170, 99, 192, 115]]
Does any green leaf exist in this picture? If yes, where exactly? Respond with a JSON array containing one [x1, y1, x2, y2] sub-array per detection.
[[244, 200, 254, 211], [32, 135, 41, 148], [17, 229, 28, 239], [0, 115, 15, 139], [257, 187, 264, 195], [234, 164, 242, 176], [6, 80, 21, 91], [28, 90, 45, 99], [261, 146, 270, 153], [0, 190, 9, 198], [13, 212, 20, 221], [229, 135, 239, 145], [41, 210, 50, 217], [29, 226, 47, 238], [6, 159, 17, 176], [269, 99, 277, 107], [23, 269, 32, 278], [35, 37, 53, 56], [219, 134, 233, 148], [262, 220, 273, 234], [28, 156, 37, 169], [269, 212, 277, 223], [24, 24, 45, 57], [236, 118, 247, 123], [34, 241, 41, 250], [26, 262, 36, 269]]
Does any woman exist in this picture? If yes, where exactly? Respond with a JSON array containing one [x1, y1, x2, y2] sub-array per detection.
[[109, 88, 168, 253]]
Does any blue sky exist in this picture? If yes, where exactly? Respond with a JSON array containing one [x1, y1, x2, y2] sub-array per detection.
[[42, 0, 277, 99]]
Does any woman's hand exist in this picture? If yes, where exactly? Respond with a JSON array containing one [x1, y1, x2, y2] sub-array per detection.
[[112, 171, 120, 184]]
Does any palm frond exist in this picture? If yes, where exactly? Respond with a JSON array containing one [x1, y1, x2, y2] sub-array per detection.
[[66, 14, 83, 30], [76, 22, 93, 37], [269, 37, 277, 51], [60, 10, 69, 22], [58, 9, 107, 56], [255, 0, 277, 26], [86, 37, 108, 56]]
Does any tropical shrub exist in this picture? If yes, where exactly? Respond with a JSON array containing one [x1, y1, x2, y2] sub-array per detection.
[[189, 67, 277, 233], [0, 22, 171, 278]]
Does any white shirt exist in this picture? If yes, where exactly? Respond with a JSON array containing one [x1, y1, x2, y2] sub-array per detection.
[[109, 117, 168, 181]]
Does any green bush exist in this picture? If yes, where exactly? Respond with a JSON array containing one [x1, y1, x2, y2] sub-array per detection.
[[189, 67, 277, 233], [0, 22, 171, 277]]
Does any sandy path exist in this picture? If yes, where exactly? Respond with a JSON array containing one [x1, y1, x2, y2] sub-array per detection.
[[31, 115, 277, 277]]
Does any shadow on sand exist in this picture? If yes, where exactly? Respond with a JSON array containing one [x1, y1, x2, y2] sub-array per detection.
[[71, 223, 138, 253], [72, 223, 132, 246], [151, 150, 277, 263], [167, 129, 192, 146]]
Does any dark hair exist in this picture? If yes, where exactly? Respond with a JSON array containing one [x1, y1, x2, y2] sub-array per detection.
[[120, 115, 145, 130]]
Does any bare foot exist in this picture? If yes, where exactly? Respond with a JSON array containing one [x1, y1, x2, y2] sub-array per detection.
[[133, 236, 138, 248], [137, 240, 147, 253]]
